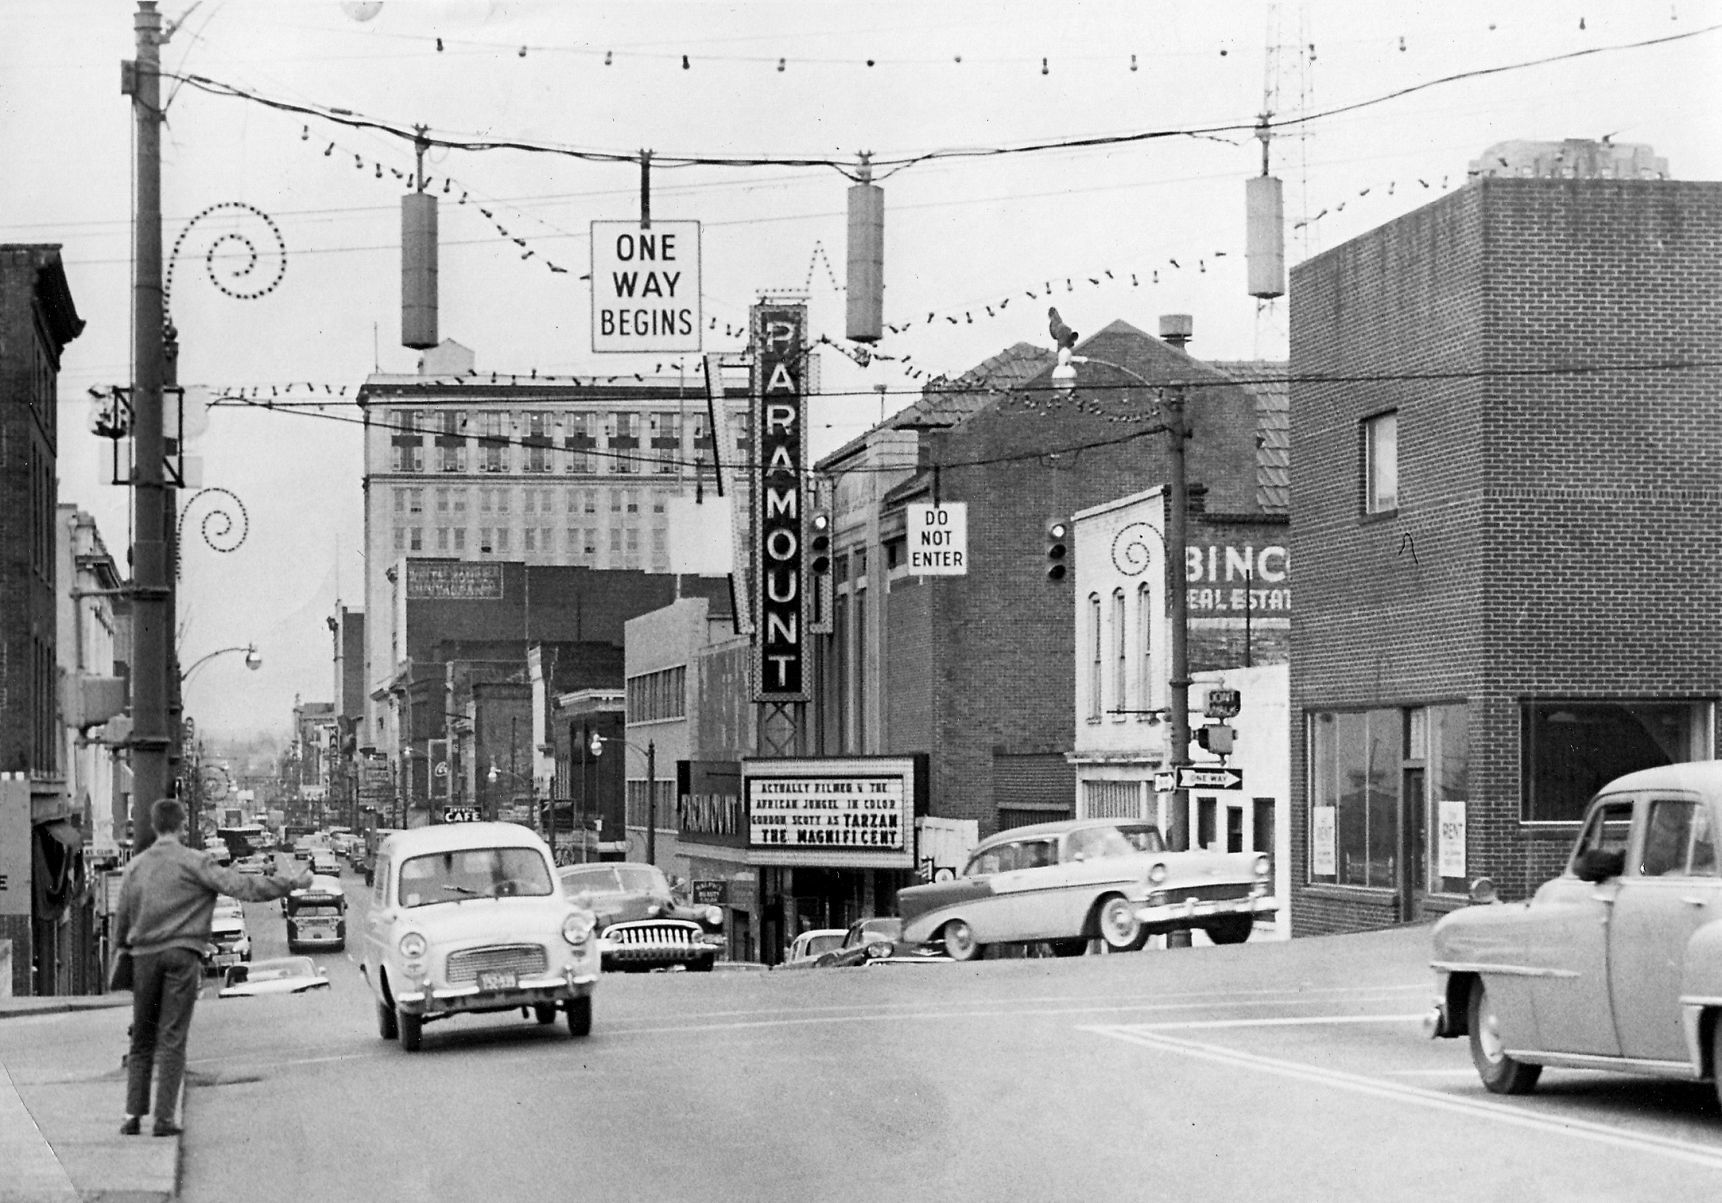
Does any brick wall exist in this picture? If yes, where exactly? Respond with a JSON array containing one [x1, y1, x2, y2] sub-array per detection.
[[1289, 179, 1722, 934], [900, 325, 1267, 840]]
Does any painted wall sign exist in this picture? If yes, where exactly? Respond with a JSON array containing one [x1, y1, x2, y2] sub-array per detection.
[[590, 221, 702, 353], [1184, 541, 1291, 616], [752, 303, 809, 701], [405, 560, 504, 600]]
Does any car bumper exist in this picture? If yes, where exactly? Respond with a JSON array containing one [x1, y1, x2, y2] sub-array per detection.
[[394, 966, 597, 1016], [1135, 894, 1277, 929]]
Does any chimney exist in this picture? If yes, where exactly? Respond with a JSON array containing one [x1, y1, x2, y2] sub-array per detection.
[[1159, 313, 1193, 350]]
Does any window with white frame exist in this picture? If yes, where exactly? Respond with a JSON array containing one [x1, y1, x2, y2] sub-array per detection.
[[1087, 594, 1102, 721], [1112, 589, 1127, 715], [1364, 411, 1398, 514], [1137, 583, 1153, 718]]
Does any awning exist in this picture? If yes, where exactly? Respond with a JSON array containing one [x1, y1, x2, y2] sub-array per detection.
[[33, 820, 86, 918]]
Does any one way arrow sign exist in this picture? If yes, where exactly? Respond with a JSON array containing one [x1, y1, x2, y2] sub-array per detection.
[[1178, 767, 1244, 790]]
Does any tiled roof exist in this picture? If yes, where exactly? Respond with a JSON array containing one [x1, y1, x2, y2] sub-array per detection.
[[817, 342, 1055, 467], [1210, 360, 1289, 514]]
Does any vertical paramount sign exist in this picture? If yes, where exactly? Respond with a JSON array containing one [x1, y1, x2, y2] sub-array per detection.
[[752, 303, 808, 701]]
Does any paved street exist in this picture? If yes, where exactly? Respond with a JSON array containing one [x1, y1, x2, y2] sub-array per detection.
[[87, 872, 1710, 1202]]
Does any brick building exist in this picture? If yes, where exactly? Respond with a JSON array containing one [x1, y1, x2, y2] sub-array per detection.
[[797, 322, 1279, 933], [1288, 167, 1722, 934], [0, 246, 84, 997]]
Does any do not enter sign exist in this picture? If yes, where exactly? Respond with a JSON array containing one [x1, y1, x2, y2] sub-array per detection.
[[907, 503, 968, 575]]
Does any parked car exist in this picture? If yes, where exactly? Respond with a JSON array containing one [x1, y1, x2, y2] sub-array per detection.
[[361, 823, 599, 1051], [898, 818, 1275, 961], [557, 862, 724, 973], [1427, 760, 1722, 1110], [218, 956, 331, 999], [775, 928, 848, 970], [202, 907, 251, 975], [812, 918, 949, 968]]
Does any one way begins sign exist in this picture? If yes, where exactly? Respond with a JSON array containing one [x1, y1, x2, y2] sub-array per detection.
[[591, 221, 702, 353]]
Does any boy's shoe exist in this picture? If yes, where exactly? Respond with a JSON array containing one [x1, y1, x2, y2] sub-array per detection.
[[151, 1121, 183, 1138], [119, 1117, 142, 1136]]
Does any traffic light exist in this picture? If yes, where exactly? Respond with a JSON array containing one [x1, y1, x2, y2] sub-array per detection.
[[809, 511, 832, 576], [1195, 724, 1235, 755], [1045, 519, 1070, 581]]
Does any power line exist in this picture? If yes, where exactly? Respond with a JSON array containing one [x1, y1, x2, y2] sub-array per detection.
[[161, 23, 1719, 177], [184, 353, 1722, 479]]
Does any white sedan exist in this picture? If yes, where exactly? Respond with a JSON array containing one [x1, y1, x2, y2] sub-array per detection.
[[218, 957, 330, 998]]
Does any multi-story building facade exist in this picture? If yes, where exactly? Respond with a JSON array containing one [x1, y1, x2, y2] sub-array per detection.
[[357, 340, 751, 742], [57, 506, 127, 860], [1288, 151, 1722, 933], [0, 246, 85, 996]]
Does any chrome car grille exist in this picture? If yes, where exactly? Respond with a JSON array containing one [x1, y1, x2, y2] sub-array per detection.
[[1162, 883, 1252, 905], [605, 921, 704, 951], [445, 944, 548, 984]]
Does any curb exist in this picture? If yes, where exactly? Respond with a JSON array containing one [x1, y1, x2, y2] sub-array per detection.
[[0, 996, 133, 1022]]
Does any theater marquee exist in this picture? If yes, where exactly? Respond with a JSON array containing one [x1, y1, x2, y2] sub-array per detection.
[[743, 757, 916, 869], [751, 303, 809, 701]]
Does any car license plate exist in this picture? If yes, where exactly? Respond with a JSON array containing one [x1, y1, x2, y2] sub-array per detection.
[[477, 970, 517, 992]]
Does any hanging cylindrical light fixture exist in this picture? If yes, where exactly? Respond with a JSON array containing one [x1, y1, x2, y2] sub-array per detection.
[[846, 152, 884, 343], [401, 125, 439, 349]]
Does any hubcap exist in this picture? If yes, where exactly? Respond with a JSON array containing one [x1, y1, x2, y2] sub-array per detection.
[[1478, 996, 1504, 1063], [1102, 901, 1132, 941]]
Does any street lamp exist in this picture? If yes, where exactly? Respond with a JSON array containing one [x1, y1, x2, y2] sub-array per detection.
[[179, 642, 262, 683], [588, 732, 657, 867], [1050, 319, 1194, 861], [486, 760, 539, 833]]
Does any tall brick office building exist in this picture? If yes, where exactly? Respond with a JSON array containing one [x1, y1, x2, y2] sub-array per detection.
[[1288, 154, 1722, 934]]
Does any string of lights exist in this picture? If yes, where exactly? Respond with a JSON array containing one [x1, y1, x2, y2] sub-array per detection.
[[161, 22, 1719, 179], [170, 354, 1722, 481]]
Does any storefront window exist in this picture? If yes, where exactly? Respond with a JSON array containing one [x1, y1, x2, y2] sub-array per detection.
[[1427, 703, 1469, 895], [1307, 709, 1401, 887], [1523, 701, 1710, 823]]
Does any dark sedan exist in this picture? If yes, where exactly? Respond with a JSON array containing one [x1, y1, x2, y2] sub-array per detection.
[[813, 918, 949, 969], [558, 862, 724, 972]]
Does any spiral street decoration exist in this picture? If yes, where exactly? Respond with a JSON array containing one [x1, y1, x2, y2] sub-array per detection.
[[165, 201, 287, 310], [198, 767, 231, 801], [175, 487, 249, 578], [1111, 521, 1162, 577]]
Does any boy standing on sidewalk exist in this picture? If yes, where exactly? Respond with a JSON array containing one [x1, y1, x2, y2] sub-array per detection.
[[113, 798, 311, 1136]]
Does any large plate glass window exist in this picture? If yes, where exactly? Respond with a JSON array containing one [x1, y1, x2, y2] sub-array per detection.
[[1522, 701, 1711, 824]]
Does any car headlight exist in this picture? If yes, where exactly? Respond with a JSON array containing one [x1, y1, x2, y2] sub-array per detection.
[[398, 932, 427, 959], [562, 912, 595, 945], [1146, 862, 1169, 886], [1253, 854, 1271, 878], [702, 905, 724, 928], [866, 940, 894, 960]]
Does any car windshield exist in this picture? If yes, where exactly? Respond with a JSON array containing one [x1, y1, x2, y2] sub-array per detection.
[[397, 847, 554, 907], [803, 933, 845, 957], [1068, 825, 1164, 860], [850, 919, 901, 945], [561, 865, 667, 894]]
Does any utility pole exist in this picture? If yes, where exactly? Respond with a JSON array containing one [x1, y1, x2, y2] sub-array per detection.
[[645, 740, 657, 867], [1159, 314, 1195, 948], [123, 1, 172, 853]]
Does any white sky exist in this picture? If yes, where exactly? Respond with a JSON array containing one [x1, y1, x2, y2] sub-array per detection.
[[2, 0, 1717, 740]]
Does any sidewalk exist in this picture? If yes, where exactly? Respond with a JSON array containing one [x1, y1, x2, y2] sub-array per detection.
[[0, 994, 180, 1203]]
